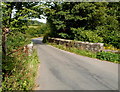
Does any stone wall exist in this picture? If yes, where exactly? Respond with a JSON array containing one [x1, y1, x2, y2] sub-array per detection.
[[48, 38, 104, 52]]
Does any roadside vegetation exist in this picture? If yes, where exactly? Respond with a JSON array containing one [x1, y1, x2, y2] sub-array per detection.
[[26, 22, 51, 38], [49, 43, 120, 64], [2, 26, 40, 90], [96, 51, 120, 63], [2, 50, 39, 90], [1, 2, 120, 90], [2, 2, 42, 91]]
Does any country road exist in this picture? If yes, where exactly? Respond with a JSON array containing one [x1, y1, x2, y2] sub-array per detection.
[[32, 38, 118, 90]]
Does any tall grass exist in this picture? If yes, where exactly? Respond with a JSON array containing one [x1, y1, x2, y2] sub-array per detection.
[[2, 50, 39, 91]]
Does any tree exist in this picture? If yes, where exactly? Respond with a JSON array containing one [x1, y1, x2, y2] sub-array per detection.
[[45, 2, 120, 48], [2, 2, 43, 52], [2, 2, 42, 28]]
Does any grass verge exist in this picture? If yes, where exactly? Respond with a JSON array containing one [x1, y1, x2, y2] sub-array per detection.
[[2, 50, 40, 91], [49, 43, 120, 64], [48, 43, 96, 58]]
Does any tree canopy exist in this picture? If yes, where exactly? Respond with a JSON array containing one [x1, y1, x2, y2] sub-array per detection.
[[2, 2, 44, 51], [44, 2, 120, 48], [2, 2, 120, 49]]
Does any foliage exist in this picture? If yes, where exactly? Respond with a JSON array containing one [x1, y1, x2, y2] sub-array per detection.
[[58, 33, 69, 39], [39, 23, 51, 35], [27, 20, 42, 26], [2, 2, 120, 90], [2, 2, 44, 50], [49, 43, 96, 58], [2, 2, 42, 52], [2, 2, 42, 28], [96, 51, 120, 63], [25, 23, 51, 38], [45, 2, 120, 48], [43, 33, 49, 43], [42, 23, 53, 43], [2, 2, 42, 90], [49, 42, 120, 63], [104, 44, 120, 51], [2, 50, 39, 90], [7, 30, 31, 52], [26, 26, 42, 37], [71, 28, 103, 42]]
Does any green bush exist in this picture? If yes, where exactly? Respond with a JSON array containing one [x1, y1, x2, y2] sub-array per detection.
[[26, 26, 44, 37], [71, 28, 103, 43], [7, 31, 31, 51], [96, 51, 120, 63], [79, 31, 103, 43], [26, 23, 50, 38], [58, 33, 69, 39]]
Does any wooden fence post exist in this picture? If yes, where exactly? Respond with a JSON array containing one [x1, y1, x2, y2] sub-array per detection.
[[2, 27, 10, 59]]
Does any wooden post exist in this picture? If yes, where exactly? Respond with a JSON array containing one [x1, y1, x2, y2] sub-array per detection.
[[2, 27, 10, 59]]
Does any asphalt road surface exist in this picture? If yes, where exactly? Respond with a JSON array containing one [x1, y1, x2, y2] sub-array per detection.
[[32, 38, 118, 90]]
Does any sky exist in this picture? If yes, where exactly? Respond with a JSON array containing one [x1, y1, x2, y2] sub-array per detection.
[[31, 15, 47, 23], [31, 18, 47, 23]]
